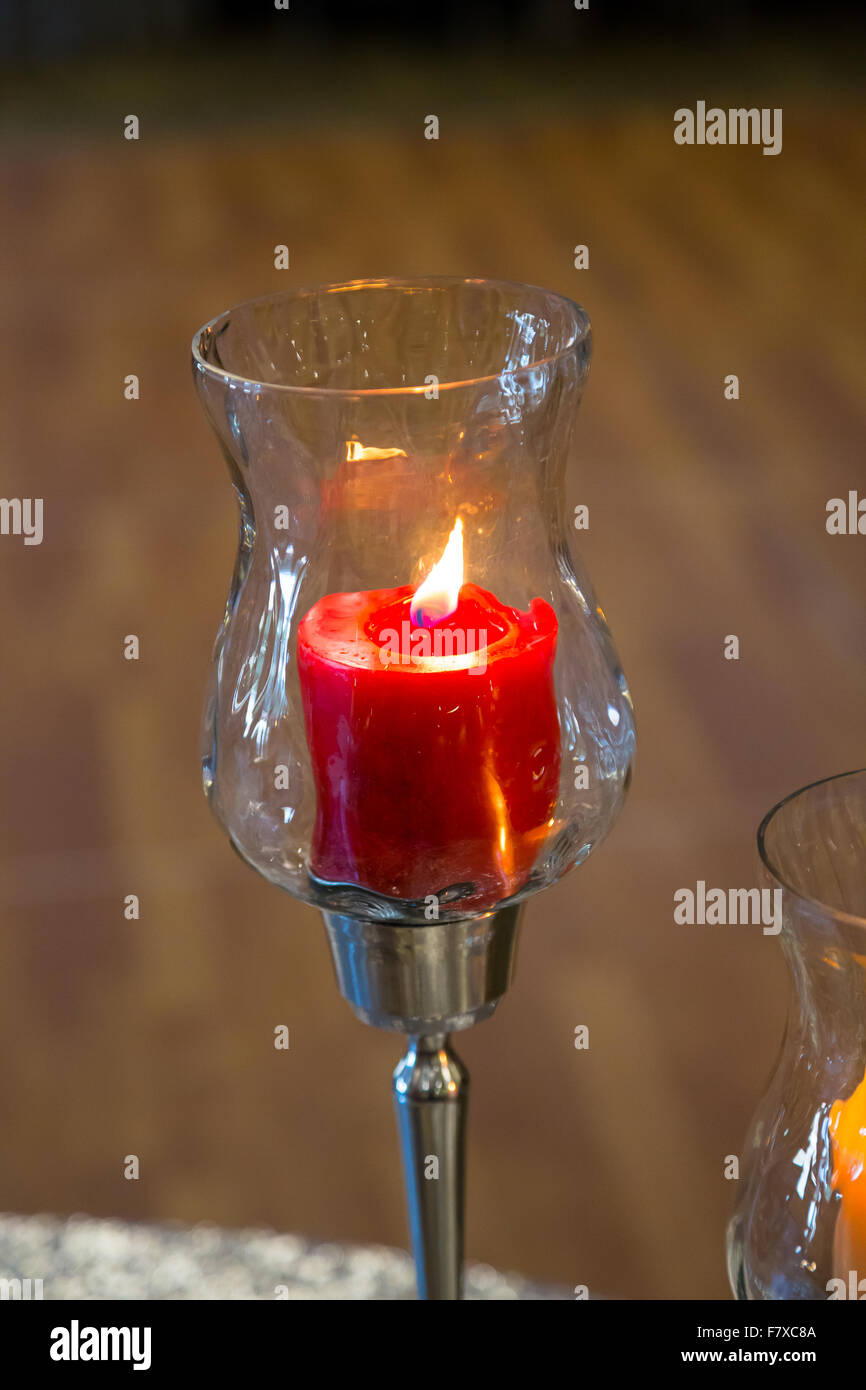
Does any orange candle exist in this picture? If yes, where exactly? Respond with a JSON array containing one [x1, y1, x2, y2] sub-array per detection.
[[830, 1071, 866, 1277]]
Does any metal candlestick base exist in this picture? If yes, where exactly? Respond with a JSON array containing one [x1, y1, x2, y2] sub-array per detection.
[[322, 906, 522, 1300]]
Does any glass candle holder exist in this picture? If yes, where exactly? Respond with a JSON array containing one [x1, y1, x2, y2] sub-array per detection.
[[193, 277, 634, 922], [728, 769, 866, 1300]]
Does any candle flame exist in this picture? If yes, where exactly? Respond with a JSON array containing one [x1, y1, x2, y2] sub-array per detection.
[[346, 440, 407, 461], [410, 518, 464, 628]]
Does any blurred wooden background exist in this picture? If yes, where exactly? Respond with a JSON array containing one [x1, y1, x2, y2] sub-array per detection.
[[0, 36, 864, 1298]]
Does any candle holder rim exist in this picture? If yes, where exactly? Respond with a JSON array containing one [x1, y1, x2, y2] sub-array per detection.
[[757, 766, 866, 930], [190, 274, 591, 400]]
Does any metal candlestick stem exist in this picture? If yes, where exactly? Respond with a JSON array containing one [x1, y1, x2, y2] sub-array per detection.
[[322, 906, 522, 1300]]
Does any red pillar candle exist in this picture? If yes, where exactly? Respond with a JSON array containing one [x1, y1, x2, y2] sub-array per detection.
[[297, 519, 560, 911]]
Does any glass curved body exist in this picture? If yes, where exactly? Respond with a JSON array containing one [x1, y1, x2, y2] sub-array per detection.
[[728, 770, 866, 1300], [192, 278, 634, 923]]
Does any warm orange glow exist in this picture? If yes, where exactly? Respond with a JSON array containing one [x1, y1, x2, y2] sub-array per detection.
[[410, 517, 464, 627], [345, 440, 407, 461], [482, 764, 515, 889], [830, 1070, 866, 1275]]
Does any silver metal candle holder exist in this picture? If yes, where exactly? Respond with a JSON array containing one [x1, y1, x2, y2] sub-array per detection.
[[193, 278, 634, 1302], [323, 907, 520, 1298]]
